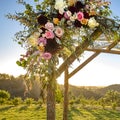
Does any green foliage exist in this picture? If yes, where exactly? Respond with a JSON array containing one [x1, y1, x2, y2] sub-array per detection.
[[24, 98, 34, 106], [98, 98, 106, 109], [98, 90, 120, 109], [112, 102, 117, 110], [55, 88, 63, 103], [37, 99, 43, 106], [0, 90, 10, 100], [0, 104, 120, 120], [12, 97, 22, 106], [0, 98, 6, 105]]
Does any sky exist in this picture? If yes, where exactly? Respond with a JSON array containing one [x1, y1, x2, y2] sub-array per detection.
[[0, 0, 120, 86]]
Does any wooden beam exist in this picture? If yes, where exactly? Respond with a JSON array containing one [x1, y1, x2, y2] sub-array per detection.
[[56, 28, 103, 78], [86, 48, 120, 55], [68, 52, 100, 79], [68, 39, 120, 79]]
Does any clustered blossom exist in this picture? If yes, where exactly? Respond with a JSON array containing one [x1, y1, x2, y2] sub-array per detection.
[[54, 0, 107, 28], [55, 0, 67, 14], [27, 20, 64, 60], [24, 0, 110, 61]]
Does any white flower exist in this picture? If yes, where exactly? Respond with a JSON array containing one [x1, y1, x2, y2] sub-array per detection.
[[55, 0, 67, 14], [70, 13, 77, 21], [88, 17, 99, 28], [59, 8, 65, 14]]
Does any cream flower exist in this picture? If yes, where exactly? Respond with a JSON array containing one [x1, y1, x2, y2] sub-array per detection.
[[33, 32, 40, 38], [70, 13, 77, 21], [27, 32, 40, 46], [55, 0, 67, 14], [27, 36, 38, 46], [88, 17, 99, 28]]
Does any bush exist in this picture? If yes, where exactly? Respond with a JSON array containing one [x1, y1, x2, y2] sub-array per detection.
[[24, 98, 34, 106], [37, 99, 44, 107], [0, 90, 10, 100], [12, 97, 22, 106], [0, 98, 6, 105], [112, 102, 117, 110], [55, 89, 63, 103]]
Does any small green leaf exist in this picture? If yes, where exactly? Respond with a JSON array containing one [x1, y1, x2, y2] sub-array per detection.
[[36, 5, 41, 10], [16, 61, 21, 66], [18, 41, 22, 45], [34, 0, 39, 2]]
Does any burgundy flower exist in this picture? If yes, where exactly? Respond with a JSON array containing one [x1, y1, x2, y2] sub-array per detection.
[[37, 15, 48, 25], [57, 13, 64, 20], [83, 11, 90, 19], [74, 20, 82, 27], [75, 1, 85, 12], [45, 39, 60, 54], [68, 6, 77, 14]]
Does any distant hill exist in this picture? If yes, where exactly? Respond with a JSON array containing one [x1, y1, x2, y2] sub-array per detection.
[[59, 84, 120, 99], [0, 74, 120, 100], [96, 84, 120, 95]]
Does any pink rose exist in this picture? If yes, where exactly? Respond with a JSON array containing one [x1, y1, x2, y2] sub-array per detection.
[[38, 37, 47, 45], [45, 22, 54, 31], [55, 27, 64, 38], [42, 52, 52, 60], [64, 11, 72, 19], [77, 12, 84, 21], [45, 31, 55, 39]]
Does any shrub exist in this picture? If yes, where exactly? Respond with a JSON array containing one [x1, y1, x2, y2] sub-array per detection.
[[24, 98, 34, 106], [0, 90, 10, 100], [12, 97, 22, 106], [112, 102, 117, 110], [37, 99, 43, 106], [0, 98, 6, 105]]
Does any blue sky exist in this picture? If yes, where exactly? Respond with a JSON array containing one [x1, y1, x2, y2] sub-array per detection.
[[0, 0, 120, 86]]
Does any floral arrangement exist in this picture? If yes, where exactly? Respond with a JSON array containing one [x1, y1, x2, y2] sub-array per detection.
[[7, 0, 111, 76]]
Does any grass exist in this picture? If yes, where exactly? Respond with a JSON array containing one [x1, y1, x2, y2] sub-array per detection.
[[0, 104, 120, 120]]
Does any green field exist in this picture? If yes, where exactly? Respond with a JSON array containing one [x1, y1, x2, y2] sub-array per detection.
[[0, 104, 120, 120]]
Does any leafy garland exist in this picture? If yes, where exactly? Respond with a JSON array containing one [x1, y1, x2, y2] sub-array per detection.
[[7, 0, 113, 78]]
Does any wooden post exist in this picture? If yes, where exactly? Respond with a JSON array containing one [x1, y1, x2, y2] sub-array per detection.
[[63, 68, 69, 120], [47, 61, 56, 120]]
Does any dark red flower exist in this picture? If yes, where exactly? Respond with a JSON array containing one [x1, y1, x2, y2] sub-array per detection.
[[37, 15, 48, 25], [57, 13, 64, 20], [68, 6, 77, 14], [74, 20, 82, 28], [45, 39, 61, 54], [83, 11, 90, 19], [75, 1, 85, 11]]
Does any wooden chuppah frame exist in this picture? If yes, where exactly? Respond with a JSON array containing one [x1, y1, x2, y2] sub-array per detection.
[[56, 27, 120, 120]]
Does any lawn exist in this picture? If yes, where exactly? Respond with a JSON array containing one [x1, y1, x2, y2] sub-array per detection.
[[0, 104, 120, 120]]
